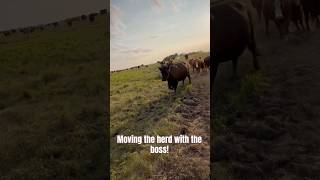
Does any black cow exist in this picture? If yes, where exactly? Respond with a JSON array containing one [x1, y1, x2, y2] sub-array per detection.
[[89, 13, 99, 22], [67, 20, 73, 27], [211, 1, 260, 88], [100, 9, 107, 15], [81, 15, 87, 20], [53, 22, 59, 27], [159, 62, 191, 92]]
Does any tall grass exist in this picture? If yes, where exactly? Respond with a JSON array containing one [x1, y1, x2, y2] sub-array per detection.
[[0, 16, 108, 179]]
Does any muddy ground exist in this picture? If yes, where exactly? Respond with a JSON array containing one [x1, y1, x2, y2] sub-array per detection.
[[159, 70, 210, 180], [213, 18, 320, 180]]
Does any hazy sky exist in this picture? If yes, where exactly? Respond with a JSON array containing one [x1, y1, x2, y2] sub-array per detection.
[[111, 0, 210, 71], [0, 0, 108, 31]]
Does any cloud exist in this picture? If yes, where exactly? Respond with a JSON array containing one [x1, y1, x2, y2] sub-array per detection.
[[110, 4, 126, 37], [171, 0, 184, 13], [150, 0, 184, 13], [151, 0, 163, 11], [148, 35, 160, 39], [120, 48, 152, 54]]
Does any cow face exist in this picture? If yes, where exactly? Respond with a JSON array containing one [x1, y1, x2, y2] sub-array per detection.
[[159, 65, 169, 81]]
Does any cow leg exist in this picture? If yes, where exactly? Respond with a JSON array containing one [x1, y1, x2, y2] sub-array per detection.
[[187, 73, 191, 84], [174, 81, 178, 93], [293, 20, 300, 31], [258, 9, 262, 21], [265, 18, 270, 36], [299, 19, 305, 31], [248, 43, 260, 70], [305, 13, 310, 31], [275, 20, 284, 38]]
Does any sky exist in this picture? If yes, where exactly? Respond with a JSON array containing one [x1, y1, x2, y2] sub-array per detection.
[[111, 0, 210, 71], [0, 0, 108, 31]]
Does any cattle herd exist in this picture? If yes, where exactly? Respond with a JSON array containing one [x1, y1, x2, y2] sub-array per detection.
[[209, 0, 320, 89], [158, 54, 210, 92], [251, 0, 320, 36], [0, 9, 108, 37], [159, 0, 320, 92]]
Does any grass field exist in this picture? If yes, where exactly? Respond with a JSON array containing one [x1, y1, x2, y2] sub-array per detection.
[[110, 52, 210, 179], [0, 15, 108, 179]]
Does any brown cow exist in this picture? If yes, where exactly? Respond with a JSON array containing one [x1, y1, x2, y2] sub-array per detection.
[[159, 62, 191, 92], [189, 59, 196, 72], [194, 59, 201, 73], [195, 59, 205, 73], [263, 0, 304, 37], [211, 1, 260, 87]]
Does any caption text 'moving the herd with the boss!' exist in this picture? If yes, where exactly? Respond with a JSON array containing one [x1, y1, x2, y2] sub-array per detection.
[[116, 135, 203, 153]]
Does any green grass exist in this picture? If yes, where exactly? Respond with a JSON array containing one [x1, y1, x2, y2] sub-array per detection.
[[0, 15, 108, 179], [110, 52, 209, 179]]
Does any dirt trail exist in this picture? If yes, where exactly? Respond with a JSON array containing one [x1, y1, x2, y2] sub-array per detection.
[[213, 29, 320, 179], [159, 70, 210, 180]]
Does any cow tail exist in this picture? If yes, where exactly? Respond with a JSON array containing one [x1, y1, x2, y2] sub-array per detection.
[[247, 9, 257, 54]]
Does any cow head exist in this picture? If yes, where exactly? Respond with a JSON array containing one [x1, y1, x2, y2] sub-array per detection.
[[158, 64, 169, 81]]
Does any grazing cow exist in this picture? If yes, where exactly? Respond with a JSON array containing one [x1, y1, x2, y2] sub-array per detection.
[[67, 20, 73, 27], [100, 9, 107, 15], [211, 1, 260, 87], [159, 62, 191, 92], [251, 0, 263, 20], [3, 31, 11, 36], [204, 56, 210, 69], [29, 27, 35, 33], [81, 15, 87, 20], [89, 13, 99, 22], [20, 28, 26, 34], [301, 0, 320, 30], [53, 22, 59, 27]]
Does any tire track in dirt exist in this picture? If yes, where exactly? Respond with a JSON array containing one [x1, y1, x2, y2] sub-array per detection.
[[159, 71, 210, 180]]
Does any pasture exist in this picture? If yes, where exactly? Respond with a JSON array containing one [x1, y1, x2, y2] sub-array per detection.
[[0, 15, 108, 179], [110, 52, 210, 179]]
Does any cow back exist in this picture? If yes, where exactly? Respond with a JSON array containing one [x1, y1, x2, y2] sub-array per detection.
[[212, 2, 251, 62], [168, 63, 189, 81]]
